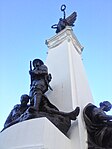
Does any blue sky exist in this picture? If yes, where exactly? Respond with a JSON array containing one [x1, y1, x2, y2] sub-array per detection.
[[0, 0, 112, 131]]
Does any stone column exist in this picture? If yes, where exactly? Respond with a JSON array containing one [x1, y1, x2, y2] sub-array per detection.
[[45, 26, 93, 149]]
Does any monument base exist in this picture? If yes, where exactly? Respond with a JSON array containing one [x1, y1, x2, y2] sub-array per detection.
[[0, 118, 71, 149]]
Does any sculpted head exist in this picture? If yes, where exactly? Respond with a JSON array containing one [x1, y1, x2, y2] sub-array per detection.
[[20, 94, 30, 106], [33, 59, 44, 68], [99, 101, 112, 112]]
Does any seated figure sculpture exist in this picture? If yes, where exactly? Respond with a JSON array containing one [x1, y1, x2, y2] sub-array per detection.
[[3, 94, 30, 130], [83, 101, 112, 149]]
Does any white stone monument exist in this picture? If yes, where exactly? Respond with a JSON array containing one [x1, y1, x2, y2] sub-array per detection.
[[45, 26, 93, 149], [0, 26, 93, 149]]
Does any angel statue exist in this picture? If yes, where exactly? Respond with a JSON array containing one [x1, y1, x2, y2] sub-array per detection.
[[51, 4, 77, 33]]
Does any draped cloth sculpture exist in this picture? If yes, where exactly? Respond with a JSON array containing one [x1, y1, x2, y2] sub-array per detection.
[[83, 101, 112, 149]]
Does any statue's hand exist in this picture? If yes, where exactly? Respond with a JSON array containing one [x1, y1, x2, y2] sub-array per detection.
[[48, 73, 52, 82], [29, 70, 34, 75]]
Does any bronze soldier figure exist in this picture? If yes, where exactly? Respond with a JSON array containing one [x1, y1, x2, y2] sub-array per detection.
[[29, 59, 52, 111]]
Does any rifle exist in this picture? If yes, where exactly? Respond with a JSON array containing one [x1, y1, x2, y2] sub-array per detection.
[[30, 61, 32, 86]]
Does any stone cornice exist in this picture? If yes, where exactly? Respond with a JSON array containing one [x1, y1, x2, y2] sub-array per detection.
[[45, 26, 84, 54]]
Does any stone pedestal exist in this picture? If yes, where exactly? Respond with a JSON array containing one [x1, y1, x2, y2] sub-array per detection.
[[0, 118, 71, 149]]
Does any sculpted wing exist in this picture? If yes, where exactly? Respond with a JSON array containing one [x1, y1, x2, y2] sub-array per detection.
[[66, 12, 77, 26]]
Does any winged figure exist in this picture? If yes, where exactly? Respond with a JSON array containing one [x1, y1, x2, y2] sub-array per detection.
[[51, 5, 77, 33]]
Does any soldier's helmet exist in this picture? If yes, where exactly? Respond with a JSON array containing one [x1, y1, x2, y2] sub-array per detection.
[[33, 59, 44, 67]]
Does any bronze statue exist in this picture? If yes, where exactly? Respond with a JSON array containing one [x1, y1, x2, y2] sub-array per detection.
[[18, 94, 80, 135], [83, 101, 112, 148], [29, 59, 52, 111], [39, 95, 80, 121], [2, 58, 80, 135], [3, 94, 30, 130], [51, 4, 77, 33]]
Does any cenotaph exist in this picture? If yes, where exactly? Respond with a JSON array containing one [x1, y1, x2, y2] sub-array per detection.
[[0, 5, 94, 149]]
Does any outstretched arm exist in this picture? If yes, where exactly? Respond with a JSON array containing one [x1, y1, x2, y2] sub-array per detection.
[[92, 107, 112, 122], [98, 114, 112, 121]]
